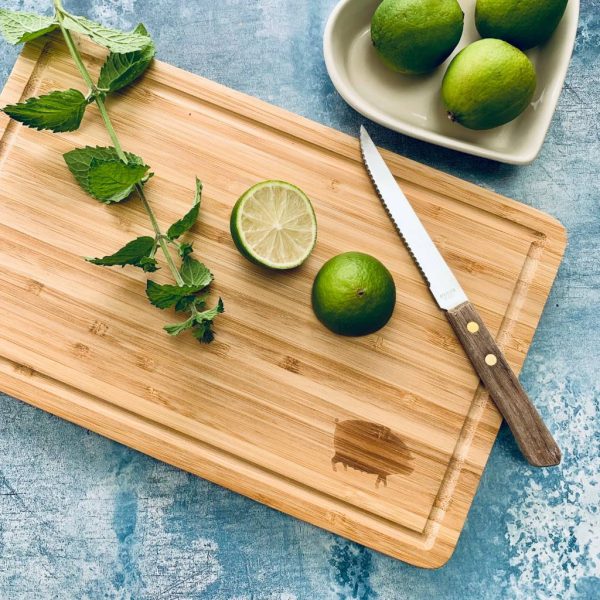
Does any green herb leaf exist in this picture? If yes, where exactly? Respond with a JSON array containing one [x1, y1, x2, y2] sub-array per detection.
[[97, 24, 155, 93], [174, 296, 195, 312], [2, 89, 87, 132], [134, 23, 150, 37], [180, 256, 213, 288], [64, 145, 145, 195], [178, 242, 194, 258], [61, 14, 151, 53], [86, 236, 155, 269], [174, 293, 207, 312], [167, 178, 202, 240], [139, 256, 159, 273], [195, 298, 224, 323], [146, 280, 204, 310], [192, 298, 224, 343], [163, 315, 195, 336], [0, 9, 57, 45], [87, 158, 149, 203]]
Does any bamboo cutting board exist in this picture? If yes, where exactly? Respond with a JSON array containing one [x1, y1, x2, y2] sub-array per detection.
[[0, 34, 566, 568]]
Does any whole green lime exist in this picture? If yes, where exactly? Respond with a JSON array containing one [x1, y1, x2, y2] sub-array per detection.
[[311, 252, 396, 336], [371, 0, 464, 75], [442, 39, 536, 130], [476, 0, 568, 50]]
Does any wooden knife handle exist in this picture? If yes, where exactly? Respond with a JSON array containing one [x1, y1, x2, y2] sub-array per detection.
[[446, 301, 561, 467]]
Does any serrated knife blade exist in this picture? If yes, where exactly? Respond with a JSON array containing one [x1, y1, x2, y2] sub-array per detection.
[[359, 125, 561, 468], [359, 125, 467, 310]]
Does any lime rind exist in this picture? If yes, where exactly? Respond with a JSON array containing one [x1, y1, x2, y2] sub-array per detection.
[[311, 251, 396, 336], [231, 180, 317, 270]]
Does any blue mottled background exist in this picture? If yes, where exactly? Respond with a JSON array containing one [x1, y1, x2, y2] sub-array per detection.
[[0, 1, 598, 598]]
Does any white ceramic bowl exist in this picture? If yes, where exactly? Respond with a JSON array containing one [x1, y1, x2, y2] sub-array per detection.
[[323, 0, 579, 164]]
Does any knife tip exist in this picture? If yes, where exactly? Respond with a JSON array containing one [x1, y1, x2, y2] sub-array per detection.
[[359, 125, 371, 150]]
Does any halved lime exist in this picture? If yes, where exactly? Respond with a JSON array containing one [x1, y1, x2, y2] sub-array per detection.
[[230, 180, 317, 269]]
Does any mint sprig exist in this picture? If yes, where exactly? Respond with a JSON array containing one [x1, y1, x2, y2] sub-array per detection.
[[0, 1, 223, 343], [149, 253, 221, 341]]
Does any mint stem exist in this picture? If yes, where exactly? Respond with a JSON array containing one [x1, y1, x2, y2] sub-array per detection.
[[53, 0, 183, 287], [55, 9, 95, 91], [95, 95, 126, 160], [136, 187, 185, 286]]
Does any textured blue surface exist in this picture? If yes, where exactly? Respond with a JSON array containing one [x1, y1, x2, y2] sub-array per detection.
[[0, 1, 598, 598]]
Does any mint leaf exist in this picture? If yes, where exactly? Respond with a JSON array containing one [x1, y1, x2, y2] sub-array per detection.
[[165, 299, 224, 341], [61, 14, 151, 53], [64, 145, 145, 195], [174, 293, 207, 312], [192, 298, 224, 343], [2, 89, 87, 132], [134, 23, 150, 37], [178, 242, 194, 258], [195, 298, 224, 323], [164, 315, 195, 336], [174, 296, 195, 312], [87, 158, 149, 203], [139, 256, 159, 273], [146, 280, 204, 310], [180, 256, 213, 288], [97, 24, 155, 93], [86, 236, 155, 269], [167, 178, 202, 240], [0, 9, 57, 45]]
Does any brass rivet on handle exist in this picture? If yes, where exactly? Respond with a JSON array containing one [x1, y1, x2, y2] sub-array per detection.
[[467, 321, 479, 333], [485, 354, 497, 366]]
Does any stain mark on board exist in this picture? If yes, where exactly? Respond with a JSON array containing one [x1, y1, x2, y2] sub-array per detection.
[[73, 342, 90, 358], [332, 419, 413, 488], [89, 320, 109, 336], [27, 280, 44, 295], [14, 364, 35, 377], [136, 354, 156, 372], [367, 335, 384, 351], [279, 355, 300, 374]]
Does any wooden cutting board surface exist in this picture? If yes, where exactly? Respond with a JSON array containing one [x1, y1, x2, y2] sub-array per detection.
[[0, 35, 566, 568]]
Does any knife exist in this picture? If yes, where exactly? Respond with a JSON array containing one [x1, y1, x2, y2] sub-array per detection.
[[359, 126, 561, 467]]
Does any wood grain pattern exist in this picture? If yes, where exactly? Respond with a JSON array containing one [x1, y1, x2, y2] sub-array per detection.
[[0, 34, 566, 568], [446, 301, 561, 467]]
